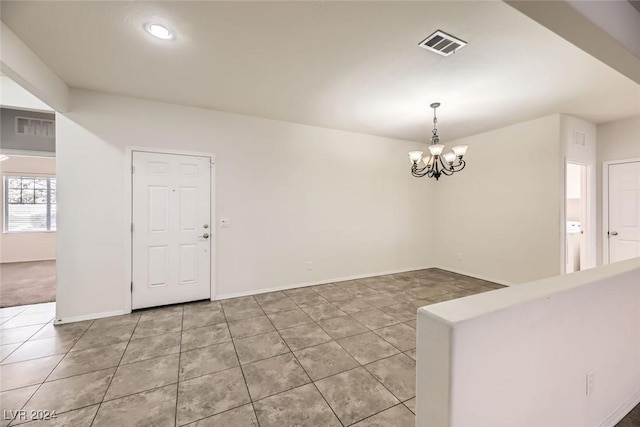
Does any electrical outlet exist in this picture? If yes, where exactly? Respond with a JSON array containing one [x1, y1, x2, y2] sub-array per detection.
[[586, 371, 594, 396], [306, 261, 313, 271]]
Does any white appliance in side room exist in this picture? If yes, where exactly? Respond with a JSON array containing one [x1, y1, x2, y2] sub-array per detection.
[[566, 221, 582, 273]]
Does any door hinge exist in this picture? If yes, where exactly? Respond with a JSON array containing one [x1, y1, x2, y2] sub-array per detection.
[[131, 281, 133, 291], [131, 166, 135, 174], [131, 223, 134, 232]]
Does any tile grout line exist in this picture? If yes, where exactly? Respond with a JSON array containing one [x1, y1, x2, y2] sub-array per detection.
[[178, 402, 253, 427], [344, 402, 412, 426], [1, 334, 124, 368], [0, 318, 55, 364], [88, 313, 143, 427], [0, 307, 28, 322], [266, 282, 417, 415], [86, 382, 184, 413], [0, 305, 403, 368], [4, 336, 172, 388], [8, 318, 96, 427], [219, 297, 263, 427], [0, 311, 55, 331], [259, 301, 346, 427], [173, 306, 185, 427], [401, 400, 415, 416], [6, 318, 418, 420], [301, 284, 415, 426], [313, 323, 418, 423]]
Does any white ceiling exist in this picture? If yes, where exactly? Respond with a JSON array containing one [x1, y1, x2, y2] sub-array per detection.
[[1, 1, 639, 142]]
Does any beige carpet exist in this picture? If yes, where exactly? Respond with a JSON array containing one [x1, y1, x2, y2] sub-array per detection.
[[0, 260, 56, 308]]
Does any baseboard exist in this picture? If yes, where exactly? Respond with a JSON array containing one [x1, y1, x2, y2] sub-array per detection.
[[600, 388, 640, 427], [54, 309, 128, 325], [214, 265, 435, 300], [434, 266, 514, 287]]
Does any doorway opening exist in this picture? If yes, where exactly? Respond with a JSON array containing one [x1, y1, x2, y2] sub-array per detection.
[[565, 162, 589, 273], [0, 76, 57, 308]]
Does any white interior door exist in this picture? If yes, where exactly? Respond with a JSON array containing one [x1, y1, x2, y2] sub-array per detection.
[[608, 161, 640, 264], [132, 151, 212, 309]]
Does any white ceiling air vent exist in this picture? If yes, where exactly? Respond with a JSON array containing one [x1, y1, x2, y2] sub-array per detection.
[[418, 30, 466, 57]]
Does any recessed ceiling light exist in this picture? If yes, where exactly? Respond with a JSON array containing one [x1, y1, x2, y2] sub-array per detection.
[[146, 23, 173, 40]]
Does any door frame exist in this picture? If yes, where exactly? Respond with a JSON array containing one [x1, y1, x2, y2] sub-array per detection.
[[562, 159, 596, 274], [124, 146, 216, 314], [564, 161, 592, 273], [602, 157, 640, 265]]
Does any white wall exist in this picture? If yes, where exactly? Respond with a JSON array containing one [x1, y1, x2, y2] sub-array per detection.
[[596, 115, 640, 265], [417, 257, 640, 427], [0, 155, 56, 263], [55, 89, 433, 322], [432, 115, 562, 285]]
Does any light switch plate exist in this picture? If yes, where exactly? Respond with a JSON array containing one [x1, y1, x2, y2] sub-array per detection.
[[220, 218, 231, 228]]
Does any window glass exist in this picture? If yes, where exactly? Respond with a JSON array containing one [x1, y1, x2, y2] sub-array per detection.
[[4, 176, 57, 232]]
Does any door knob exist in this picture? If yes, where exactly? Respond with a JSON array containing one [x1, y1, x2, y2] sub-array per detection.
[[610, 231, 618, 236], [200, 233, 210, 239]]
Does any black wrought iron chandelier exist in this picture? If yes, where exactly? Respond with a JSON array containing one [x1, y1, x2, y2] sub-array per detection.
[[408, 102, 468, 180]]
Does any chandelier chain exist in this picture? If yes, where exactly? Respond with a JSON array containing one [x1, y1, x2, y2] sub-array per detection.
[[432, 106, 438, 137]]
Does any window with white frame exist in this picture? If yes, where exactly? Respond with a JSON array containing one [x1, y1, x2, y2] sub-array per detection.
[[4, 176, 56, 232]]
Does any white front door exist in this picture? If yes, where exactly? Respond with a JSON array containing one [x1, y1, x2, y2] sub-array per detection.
[[132, 151, 212, 309], [608, 161, 640, 264]]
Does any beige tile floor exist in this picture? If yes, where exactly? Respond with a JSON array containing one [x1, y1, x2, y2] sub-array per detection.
[[1, 269, 503, 426]]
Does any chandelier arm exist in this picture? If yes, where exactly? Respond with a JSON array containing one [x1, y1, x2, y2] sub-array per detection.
[[442, 165, 457, 175], [444, 156, 453, 171], [438, 156, 455, 176], [448, 159, 466, 173], [411, 164, 433, 177], [440, 167, 455, 176], [440, 156, 467, 176]]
